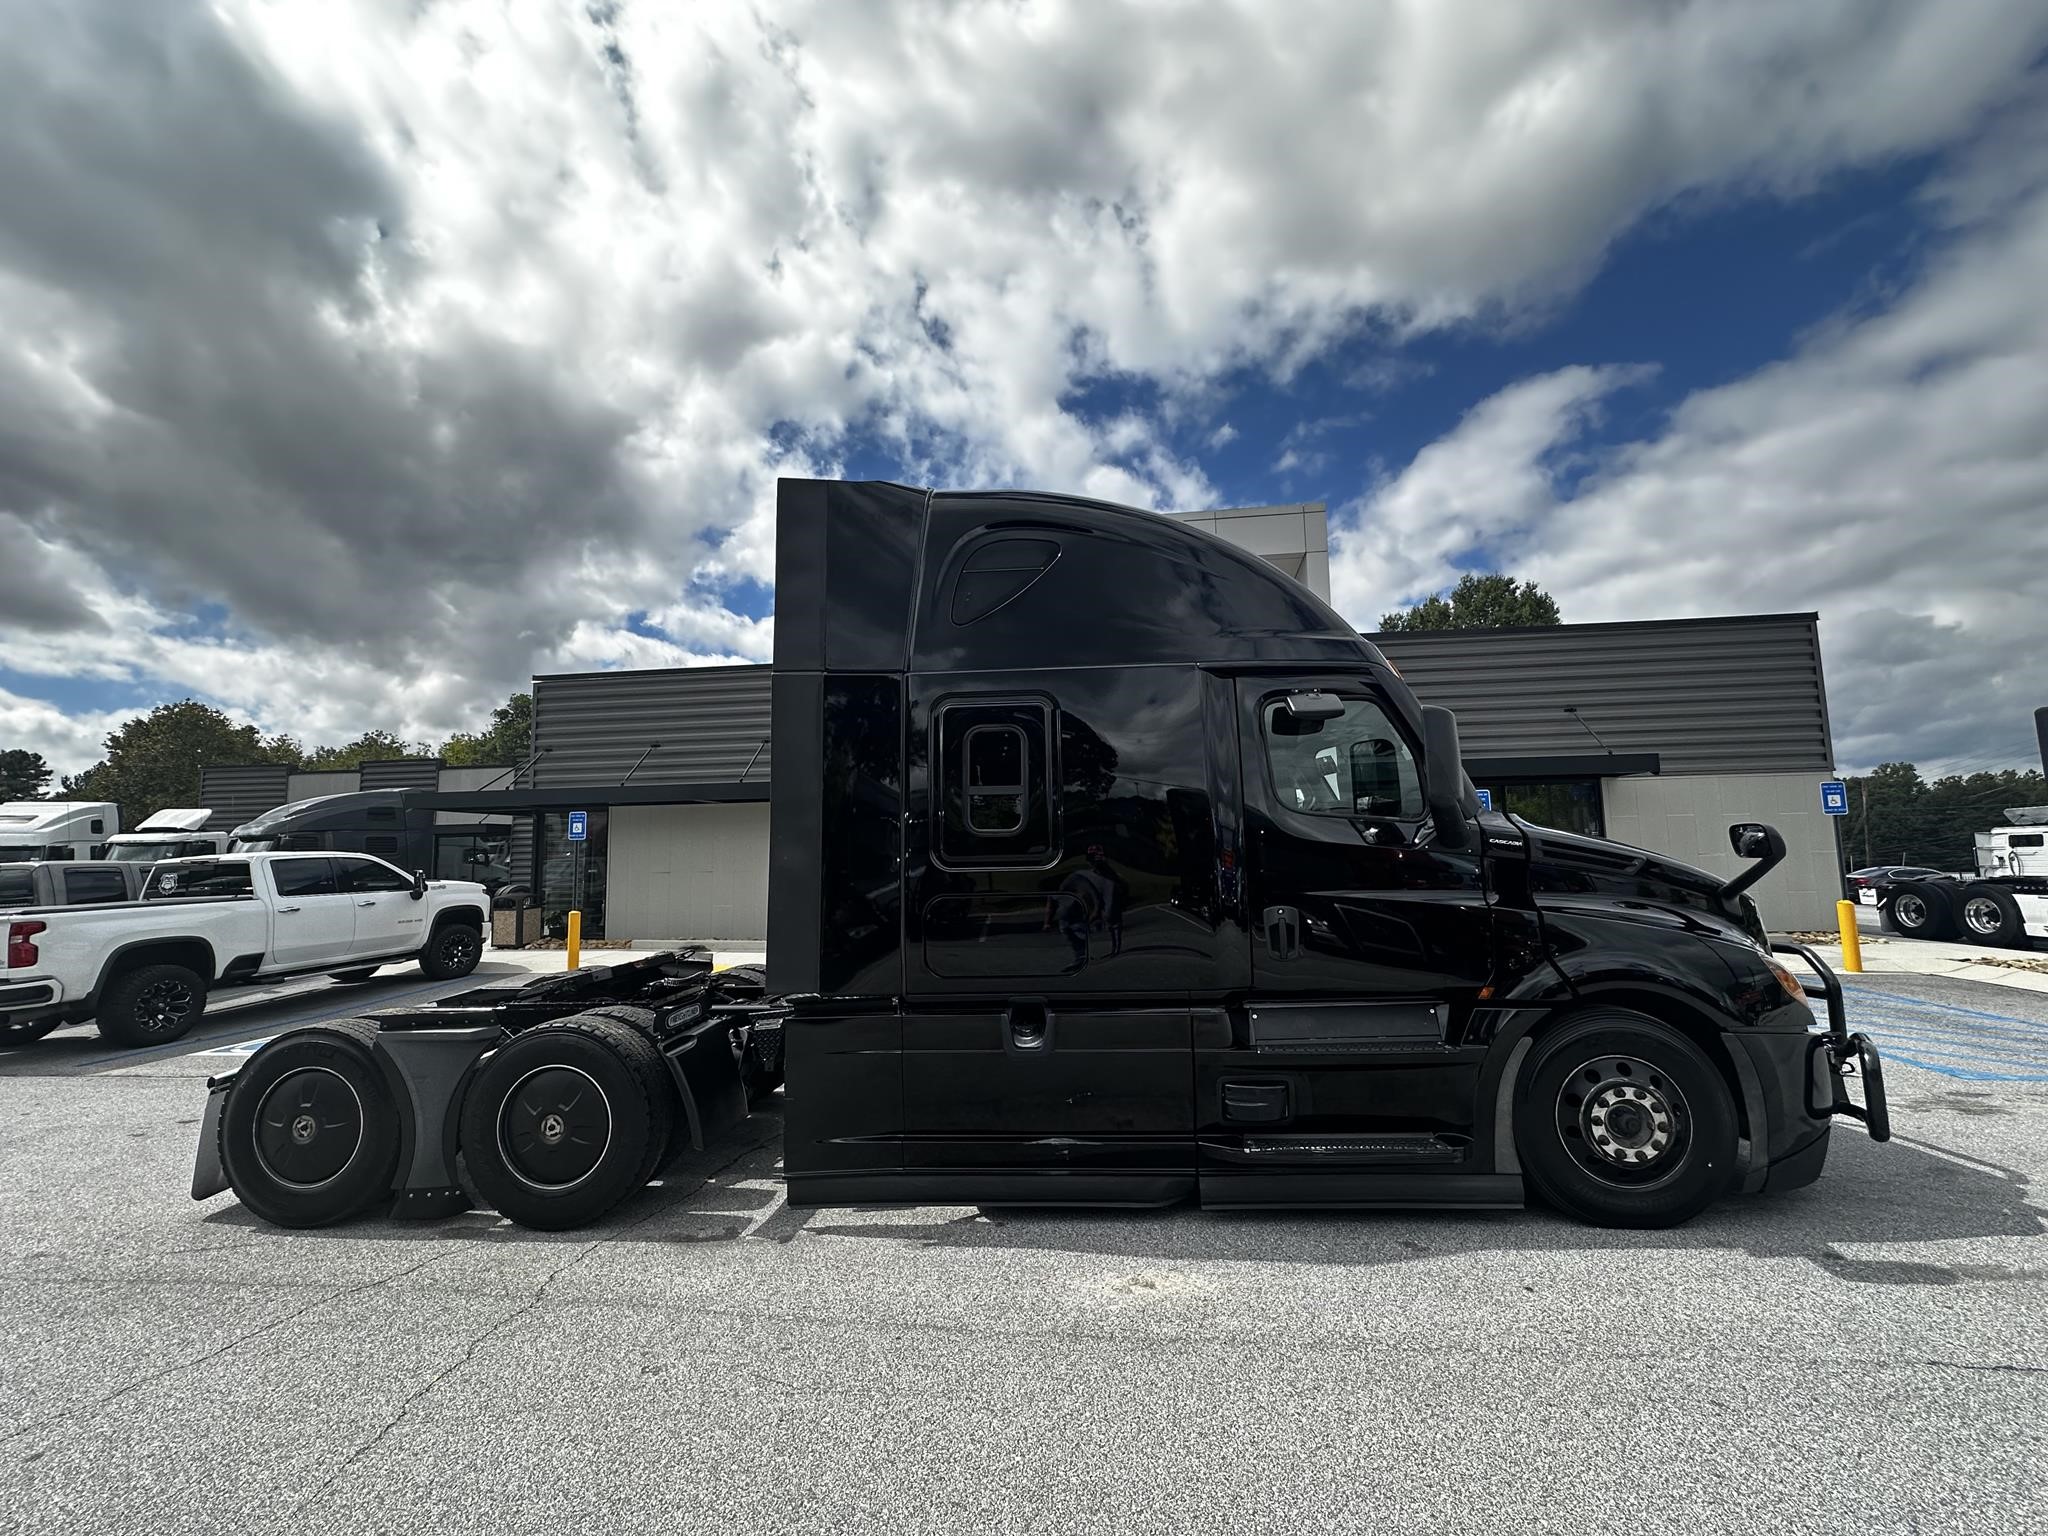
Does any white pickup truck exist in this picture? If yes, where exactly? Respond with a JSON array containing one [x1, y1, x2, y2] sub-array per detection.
[[1, 852, 489, 1046]]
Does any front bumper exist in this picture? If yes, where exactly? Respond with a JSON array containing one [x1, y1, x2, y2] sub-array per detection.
[[1770, 940, 1891, 1143]]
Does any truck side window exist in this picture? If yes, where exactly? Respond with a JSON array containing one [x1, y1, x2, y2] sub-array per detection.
[[63, 867, 129, 903], [935, 700, 1056, 865], [339, 858, 412, 893], [0, 868, 32, 903], [147, 861, 253, 899], [272, 858, 340, 897], [1263, 695, 1423, 820], [2011, 833, 2044, 848]]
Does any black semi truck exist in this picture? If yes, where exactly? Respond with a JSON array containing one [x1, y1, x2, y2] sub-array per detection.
[[193, 478, 1888, 1232]]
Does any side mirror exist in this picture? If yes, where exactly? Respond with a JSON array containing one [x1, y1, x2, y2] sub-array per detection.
[[1420, 705, 1472, 851], [410, 869, 428, 900], [1722, 822, 1786, 898]]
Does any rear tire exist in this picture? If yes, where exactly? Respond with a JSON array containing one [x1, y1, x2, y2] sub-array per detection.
[[219, 1019, 400, 1228], [420, 922, 483, 980], [95, 963, 208, 1046], [1956, 884, 2025, 947], [1884, 881, 1956, 941], [1515, 1010, 1738, 1229], [459, 1015, 676, 1230], [327, 968, 381, 984]]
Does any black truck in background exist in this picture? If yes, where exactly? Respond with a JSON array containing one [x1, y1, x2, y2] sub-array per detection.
[[194, 478, 1888, 1233]]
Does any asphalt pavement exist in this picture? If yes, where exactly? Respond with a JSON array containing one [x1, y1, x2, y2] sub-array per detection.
[[2, 970, 2043, 1534]]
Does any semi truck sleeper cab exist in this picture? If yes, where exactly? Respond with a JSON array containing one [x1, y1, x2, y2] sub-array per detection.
[[193, 478, 1888, 1233]]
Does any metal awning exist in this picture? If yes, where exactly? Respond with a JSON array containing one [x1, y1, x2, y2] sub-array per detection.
[[1464, 753, 1661, 780], [406, 781, 769, 813]]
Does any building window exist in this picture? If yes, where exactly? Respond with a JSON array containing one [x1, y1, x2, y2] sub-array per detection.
[[539, 810, 608, 939], [1474, 779, 1605, 838]]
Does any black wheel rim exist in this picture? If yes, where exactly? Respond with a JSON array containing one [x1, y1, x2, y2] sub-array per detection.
[[497, 1066, 612, 1190], [253, 1068, 365, 1189], [1556, 1054, 1691, 1189], [443, 929, 479, 970], [134, 978, 195, 1036]]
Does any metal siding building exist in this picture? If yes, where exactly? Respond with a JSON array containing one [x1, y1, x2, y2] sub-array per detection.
[[530, 665, 772, 788], [198, 764, 292, 832]]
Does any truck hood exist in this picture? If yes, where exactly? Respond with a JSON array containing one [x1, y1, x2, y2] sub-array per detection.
[[1511, 816, 1764, 941]]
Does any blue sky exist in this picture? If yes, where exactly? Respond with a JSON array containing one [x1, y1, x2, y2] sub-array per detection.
[[2, 2, 2046, 778]]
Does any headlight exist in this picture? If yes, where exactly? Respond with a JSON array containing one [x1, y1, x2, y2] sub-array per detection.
[[1764, 955, 1808, 1003]]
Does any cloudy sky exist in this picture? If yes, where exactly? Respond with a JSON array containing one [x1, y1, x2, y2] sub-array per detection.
[[3, 0, 2046, 779]]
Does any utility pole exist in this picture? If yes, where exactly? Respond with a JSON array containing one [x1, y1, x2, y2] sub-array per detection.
[[1860, 777, 1872, 868]]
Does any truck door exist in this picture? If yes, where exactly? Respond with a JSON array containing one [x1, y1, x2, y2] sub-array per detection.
[[265, 858, 358, 969], [1199, 676, 1496, 1203], [336, 856, 422, 959]]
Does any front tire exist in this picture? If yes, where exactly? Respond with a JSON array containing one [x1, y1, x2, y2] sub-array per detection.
[[219, 1019, 400, 1228], [420, 922, 483, 980], [95, 963, 208, 1046], [459, 1016, 676, 1230], [1516, 1010, 1738, 1229]]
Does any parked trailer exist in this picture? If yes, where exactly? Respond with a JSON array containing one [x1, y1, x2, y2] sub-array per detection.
[[1874, 816, 2048, 947], [195, 478, 1889, 1233]]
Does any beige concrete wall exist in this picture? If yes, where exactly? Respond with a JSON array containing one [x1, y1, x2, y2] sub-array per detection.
[[606, 803, 770, 941], [1601, 772, 1841, 932]]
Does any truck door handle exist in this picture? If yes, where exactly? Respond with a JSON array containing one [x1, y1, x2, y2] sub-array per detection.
[[277, 905, 301, 914], [357, 900, 377, 908], [1262, 905, 1301, 960]]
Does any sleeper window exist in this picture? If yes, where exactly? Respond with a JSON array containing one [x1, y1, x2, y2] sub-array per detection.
[[936, 699, 1055, 865]]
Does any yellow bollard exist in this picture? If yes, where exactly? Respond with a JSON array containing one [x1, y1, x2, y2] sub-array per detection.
[[1835, 899, 1863, 974], [566, 909, 582, 970]]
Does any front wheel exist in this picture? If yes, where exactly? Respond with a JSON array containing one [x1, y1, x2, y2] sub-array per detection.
[[95, 963, 208, 1047], [1515, 1011, 1738, 1229], [419, 923, 483, 980]]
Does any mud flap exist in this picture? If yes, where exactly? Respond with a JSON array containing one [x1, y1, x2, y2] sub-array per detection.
[[661, 1014, 750, 1153], [191, 1075, 234, 1201]]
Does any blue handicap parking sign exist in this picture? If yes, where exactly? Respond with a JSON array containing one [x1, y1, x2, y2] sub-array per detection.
[[1474, 788, 1493, 812], [567, 810, 588, 841], [1819, 780, 1848, 816]]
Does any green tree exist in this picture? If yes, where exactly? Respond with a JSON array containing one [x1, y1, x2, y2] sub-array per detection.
[[60, 701, 303, 831], [441, 692, 533, 767], [300, 730, 436, 771], [1841, 762, 2047, 872], [0, 749, 54, 800], [1379, 572, 1563, 632]]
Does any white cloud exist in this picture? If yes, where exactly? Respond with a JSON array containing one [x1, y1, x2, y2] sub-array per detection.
[[1331, 176, 2048, 773], [3, 0, 2047, 769]]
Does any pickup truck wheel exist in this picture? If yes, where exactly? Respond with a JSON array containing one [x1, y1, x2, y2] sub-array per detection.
[[420, 923, 483, 980], [95, 963, 208, 1046], [327, 967, 381, 984], [459, 1016, 676, 1230], [1957, 885, 2025, 947], [1516, 1011, 1737, 1230], [219, 1020, 400, 1228], [1884, 882, 1956, 941]]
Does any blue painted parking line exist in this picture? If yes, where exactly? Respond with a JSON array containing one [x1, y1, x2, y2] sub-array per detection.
[[1841, 982, 2048, 1082]]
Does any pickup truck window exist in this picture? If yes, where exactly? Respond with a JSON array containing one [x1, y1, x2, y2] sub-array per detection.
[[339, 858, 411, 893], [272, 858, 340, 897], [1263, 694, 1424, 820], [0, 868, 31, 903], [147, 862, 253, 898], [62, 867, 129, 903]]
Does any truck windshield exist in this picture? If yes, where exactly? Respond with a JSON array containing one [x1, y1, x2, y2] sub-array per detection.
[[145, 862, 253, 899], [103, 842, 161, 862], [0, 845, 47, 862]]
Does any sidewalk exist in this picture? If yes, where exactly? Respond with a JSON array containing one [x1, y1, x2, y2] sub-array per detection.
[[1774, 910, 2048, 995], [483, 943, 765, 977]]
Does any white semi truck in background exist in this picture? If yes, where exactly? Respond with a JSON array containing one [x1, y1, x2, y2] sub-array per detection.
[[1879, 807, 2048, 946], [97, 808, 232, 864], [0, 802, 118, 862]]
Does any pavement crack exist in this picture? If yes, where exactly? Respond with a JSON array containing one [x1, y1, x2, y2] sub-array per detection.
[[0, 1251, 448, 1449], [1921, 1358, 2048, 1375]]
